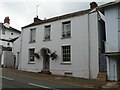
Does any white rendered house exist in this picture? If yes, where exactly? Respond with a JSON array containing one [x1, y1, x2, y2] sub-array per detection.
[[98, 0, 120, 81], [19, 2, 106, 79], [0, 17, 21, 67]]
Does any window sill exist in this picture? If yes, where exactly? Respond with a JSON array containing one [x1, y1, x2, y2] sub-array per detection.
[[28, 62, 35, 64], [61, 62, 71, 65], [43, 39, 51, 42], [61, 36, 71, 39], [29, 41, 36, 44]]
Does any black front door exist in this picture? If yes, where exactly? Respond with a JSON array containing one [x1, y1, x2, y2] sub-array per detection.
[[43, 54, 50, 70]]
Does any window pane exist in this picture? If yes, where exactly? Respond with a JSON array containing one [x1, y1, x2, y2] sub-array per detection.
[[62, 21, 71, 38], [30, 28, 36, 42], [62, 45, 71, 62], [29, 49, 35, 62], [2, 27, 5, 34]]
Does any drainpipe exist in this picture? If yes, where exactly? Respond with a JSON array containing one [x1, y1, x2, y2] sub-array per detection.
[[87, 13, 91, 79]]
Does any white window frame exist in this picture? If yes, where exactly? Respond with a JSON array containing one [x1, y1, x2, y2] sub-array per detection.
[[2, 27, 5, 35], [29, 28, 36, 43], [29, 48, 35, 63], [61, 45, 71, 63], [44, 25, 51, 40], [62, 21, 71, 38]]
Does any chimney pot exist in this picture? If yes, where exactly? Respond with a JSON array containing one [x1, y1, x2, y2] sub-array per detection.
[[34, 16, 42, 23], [4, 16, 10, 24], [90, 2, 98, 9]]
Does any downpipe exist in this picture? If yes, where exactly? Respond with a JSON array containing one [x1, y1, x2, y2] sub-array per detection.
[[87, 13, 91, 79]]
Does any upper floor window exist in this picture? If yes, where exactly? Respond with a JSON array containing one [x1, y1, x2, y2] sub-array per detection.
[[29, 48, 35, 63], [29, 28, 36, 43], [62, 45, 71, 62], [62, 21, 71, 38], [2, 27, 5, 35], [44, 25, 51, 41]]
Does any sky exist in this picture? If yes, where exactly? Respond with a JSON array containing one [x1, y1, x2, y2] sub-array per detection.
[[0, 0, 115, 31]]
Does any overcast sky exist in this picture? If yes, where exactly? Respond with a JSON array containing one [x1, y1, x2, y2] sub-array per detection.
[[0, 0, 115, 30]]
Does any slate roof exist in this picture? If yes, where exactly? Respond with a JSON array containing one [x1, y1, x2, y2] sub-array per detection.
[[97, 0, 120, 9], [2, 24, 21, 33], [0, 23, 21, 33], [22, 9, 92, 29]]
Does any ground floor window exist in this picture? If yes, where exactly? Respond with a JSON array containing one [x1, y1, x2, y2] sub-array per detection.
[[62, 45, 71, 62], [29, 49, 35, 63]]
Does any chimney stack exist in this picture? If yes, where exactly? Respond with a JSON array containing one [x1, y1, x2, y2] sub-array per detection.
[[4, 16, 10, 24], [34, 16, 42, 23], [90, 2, 98, 9]]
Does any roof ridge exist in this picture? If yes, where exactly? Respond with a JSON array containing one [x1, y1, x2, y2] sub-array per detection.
[[22, 8, 92, 29]]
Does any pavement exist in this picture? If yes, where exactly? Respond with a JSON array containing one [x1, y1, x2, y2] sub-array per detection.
[[2, 72, 81, 89], [2, 68, 119, 88]]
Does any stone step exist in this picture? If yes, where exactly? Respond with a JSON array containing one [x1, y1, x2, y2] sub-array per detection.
[[97, 72, 107, 81], [40, 69, 51, 74]]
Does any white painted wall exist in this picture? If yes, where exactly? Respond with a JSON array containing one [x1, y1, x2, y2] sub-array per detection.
[[13, 37, 21, 54], [20, 11, 99, 79], [13, 37, 21, 68], [105, 5, 119, 52], [0, 26, 20, 47], [89, 12, 99, 78], [105, 4, 120, 81], [106, 57, 117, 81]]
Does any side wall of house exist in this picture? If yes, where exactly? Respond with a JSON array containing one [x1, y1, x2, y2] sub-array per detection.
[[13, 37, 21, 68], [105, 5, 119, 81], [89, 12, 99, 78], [105, 6, 119, 52], [118, 4, 120, 51]]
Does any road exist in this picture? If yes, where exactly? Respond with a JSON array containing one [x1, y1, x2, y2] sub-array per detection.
[[2, 70, 81, 89]]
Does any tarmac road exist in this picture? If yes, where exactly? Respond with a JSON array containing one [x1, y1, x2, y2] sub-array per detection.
[[2, 71, 81, 89]]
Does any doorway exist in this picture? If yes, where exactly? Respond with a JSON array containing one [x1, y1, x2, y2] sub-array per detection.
[[40, 48, 50, 72], [43, 54, 50, 70]]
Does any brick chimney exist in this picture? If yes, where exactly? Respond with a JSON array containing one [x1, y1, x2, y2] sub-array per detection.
[[4, 16, 10, 24], [90, 2, 98, 9], [34, 16, 42, 23]]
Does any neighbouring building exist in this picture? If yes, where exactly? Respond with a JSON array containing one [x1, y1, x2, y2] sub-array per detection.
[[0, 17, 21, 67], [19, 2, 106, 79], [13, 37, 21, 68], [98, 0, 120, 81]]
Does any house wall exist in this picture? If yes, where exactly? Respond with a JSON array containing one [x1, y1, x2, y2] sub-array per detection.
[[105, 4, 120, 81], [20, 12, 99, 79], [118, 4, 120, 51], [105, 5, 119, 52], [89, 12, 99, 78], [13, 37, 21, 68], [0, 28, 20, 47], [106, 57, 118, 81]]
